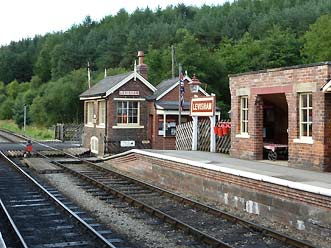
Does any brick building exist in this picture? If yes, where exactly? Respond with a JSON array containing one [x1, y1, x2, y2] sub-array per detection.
[[79, 51, 211, 155], [229, 62, 331, 172]]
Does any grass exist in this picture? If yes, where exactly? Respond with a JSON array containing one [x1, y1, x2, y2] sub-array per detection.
[[0, 120, 54, 140]]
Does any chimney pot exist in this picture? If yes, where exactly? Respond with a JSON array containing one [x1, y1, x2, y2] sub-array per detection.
[[138, 51, 144, 65]]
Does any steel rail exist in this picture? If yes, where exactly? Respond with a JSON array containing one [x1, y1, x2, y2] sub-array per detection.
[[46, 156, 232, 248], [0, 129, 315, 248], [0, 198, 28, 248], [86, 161, 315, 248], [0, 232, 6, 248], [0, 151, 118, 248]]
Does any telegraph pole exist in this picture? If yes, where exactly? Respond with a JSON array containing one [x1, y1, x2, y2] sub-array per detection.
[[171, 45, 175, 78], [178, 63, 182, 125], [23, 105, 26, 135]]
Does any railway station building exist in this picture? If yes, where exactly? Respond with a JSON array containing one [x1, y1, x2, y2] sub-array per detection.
[[229, 62, 331, 172], [79, 51, 210, 155]]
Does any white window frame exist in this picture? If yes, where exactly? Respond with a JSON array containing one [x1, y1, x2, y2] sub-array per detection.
[[299, 92, 312, 138], [115, 100, 141, 128], [97, 100, 106, 127], [240, 96, 248, 134], [86, 101, 94, 126]]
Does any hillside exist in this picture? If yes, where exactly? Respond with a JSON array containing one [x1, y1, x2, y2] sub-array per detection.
[[0, 0, 331, 126]]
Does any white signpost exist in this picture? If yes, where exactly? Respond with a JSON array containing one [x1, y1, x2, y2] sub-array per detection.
[[190, 95, 216, 152]]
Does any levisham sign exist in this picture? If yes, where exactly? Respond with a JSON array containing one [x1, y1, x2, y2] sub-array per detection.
[[190, 96, 215, 117]]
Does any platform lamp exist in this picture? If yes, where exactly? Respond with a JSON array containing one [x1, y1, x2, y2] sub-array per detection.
[[188, 74, 202, 93]]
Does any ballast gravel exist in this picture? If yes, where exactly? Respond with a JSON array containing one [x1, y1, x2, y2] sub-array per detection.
[[40, 167, 329, 248], [41, 173, 204, 248]]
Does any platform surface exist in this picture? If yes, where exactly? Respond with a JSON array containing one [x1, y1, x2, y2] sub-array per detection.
[[126, 149, 331, 195], [23, 158, 63, 174]]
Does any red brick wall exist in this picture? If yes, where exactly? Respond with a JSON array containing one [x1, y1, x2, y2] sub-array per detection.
[[82, 100, 106, 155], [106, 78, 153, 153], [150, 80, 205, 150], [230, 63, 331, 171]]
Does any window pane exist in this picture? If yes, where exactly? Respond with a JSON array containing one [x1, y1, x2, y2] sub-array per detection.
[[302, 123, 307, 136], [308, 123, 312, 137], [302, 94, 307, 107], [302, 109, 307, 122], [128, 116, 132, 123], [309, 94, 312, 107], [308, 109, 312, 122]]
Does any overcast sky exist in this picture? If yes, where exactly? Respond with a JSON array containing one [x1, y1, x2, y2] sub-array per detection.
[[0, 0, 230, 46]]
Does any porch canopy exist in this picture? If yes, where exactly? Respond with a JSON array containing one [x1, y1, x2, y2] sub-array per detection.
[[321, 80, 331, 93]]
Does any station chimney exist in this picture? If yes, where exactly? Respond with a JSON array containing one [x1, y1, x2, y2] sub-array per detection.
[[136, 51, 148, 79]]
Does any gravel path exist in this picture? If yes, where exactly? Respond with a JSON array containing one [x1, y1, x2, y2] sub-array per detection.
[[41, 173, 205, 248]]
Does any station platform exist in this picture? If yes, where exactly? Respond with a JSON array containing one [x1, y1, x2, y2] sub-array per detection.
[[107, 149, 331, 197], [145, 150, 331, 194], [22, 158, 63, 174], [103, 149, 331, 239]]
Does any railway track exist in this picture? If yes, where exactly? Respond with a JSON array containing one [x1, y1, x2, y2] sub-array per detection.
[[0, 152, 132, 247], [0, 129, 316, 248], [49, 159, 314, 248]]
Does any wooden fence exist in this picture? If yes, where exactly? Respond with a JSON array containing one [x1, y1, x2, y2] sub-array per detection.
[[175, 121, 193, 150], [55, 123, 84, 142], [176, 119, 231, 153]]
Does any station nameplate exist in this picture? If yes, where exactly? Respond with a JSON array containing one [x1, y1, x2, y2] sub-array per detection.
[[120, 140, 135, 147], [190, 96, 216, 117], [119, 91, 140, 96]]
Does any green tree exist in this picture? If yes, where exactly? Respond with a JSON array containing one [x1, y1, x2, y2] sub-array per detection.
[[0, 98, 14, 119], [302, 14, 331, 62], [6, 80, 20, 99], [30, 96, 47, 125], [13, 94, 31, 128], [262, 25, 302, 68], [216, 33, 265, 74]]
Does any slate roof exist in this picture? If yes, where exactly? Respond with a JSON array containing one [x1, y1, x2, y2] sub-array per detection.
[[80, 71, 132, 98], [147, 77, 179, 100], [155, 100, 190, 110]]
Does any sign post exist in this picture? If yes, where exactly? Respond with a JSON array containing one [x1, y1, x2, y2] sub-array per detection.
[[190, 96, 216, 152]]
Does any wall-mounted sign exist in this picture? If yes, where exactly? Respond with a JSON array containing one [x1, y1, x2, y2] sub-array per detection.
[[120, 140, 135, 147], [190, 96, 215, 117], [119, 90, 140, 96]]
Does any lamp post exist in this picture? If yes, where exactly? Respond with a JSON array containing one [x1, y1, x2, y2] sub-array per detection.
[[188, 74, 202, 93]]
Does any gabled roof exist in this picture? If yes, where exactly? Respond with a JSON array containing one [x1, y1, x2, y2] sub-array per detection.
[[147, 75, 209, 101], [80, 71, 156, 100], [147, 77, 179, 100]]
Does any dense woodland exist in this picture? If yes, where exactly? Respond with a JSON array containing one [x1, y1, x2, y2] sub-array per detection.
[[1, 0, 331, 127]]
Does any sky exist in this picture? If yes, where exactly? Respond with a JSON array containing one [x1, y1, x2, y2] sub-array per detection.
[[0, 0, 230, 46]]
